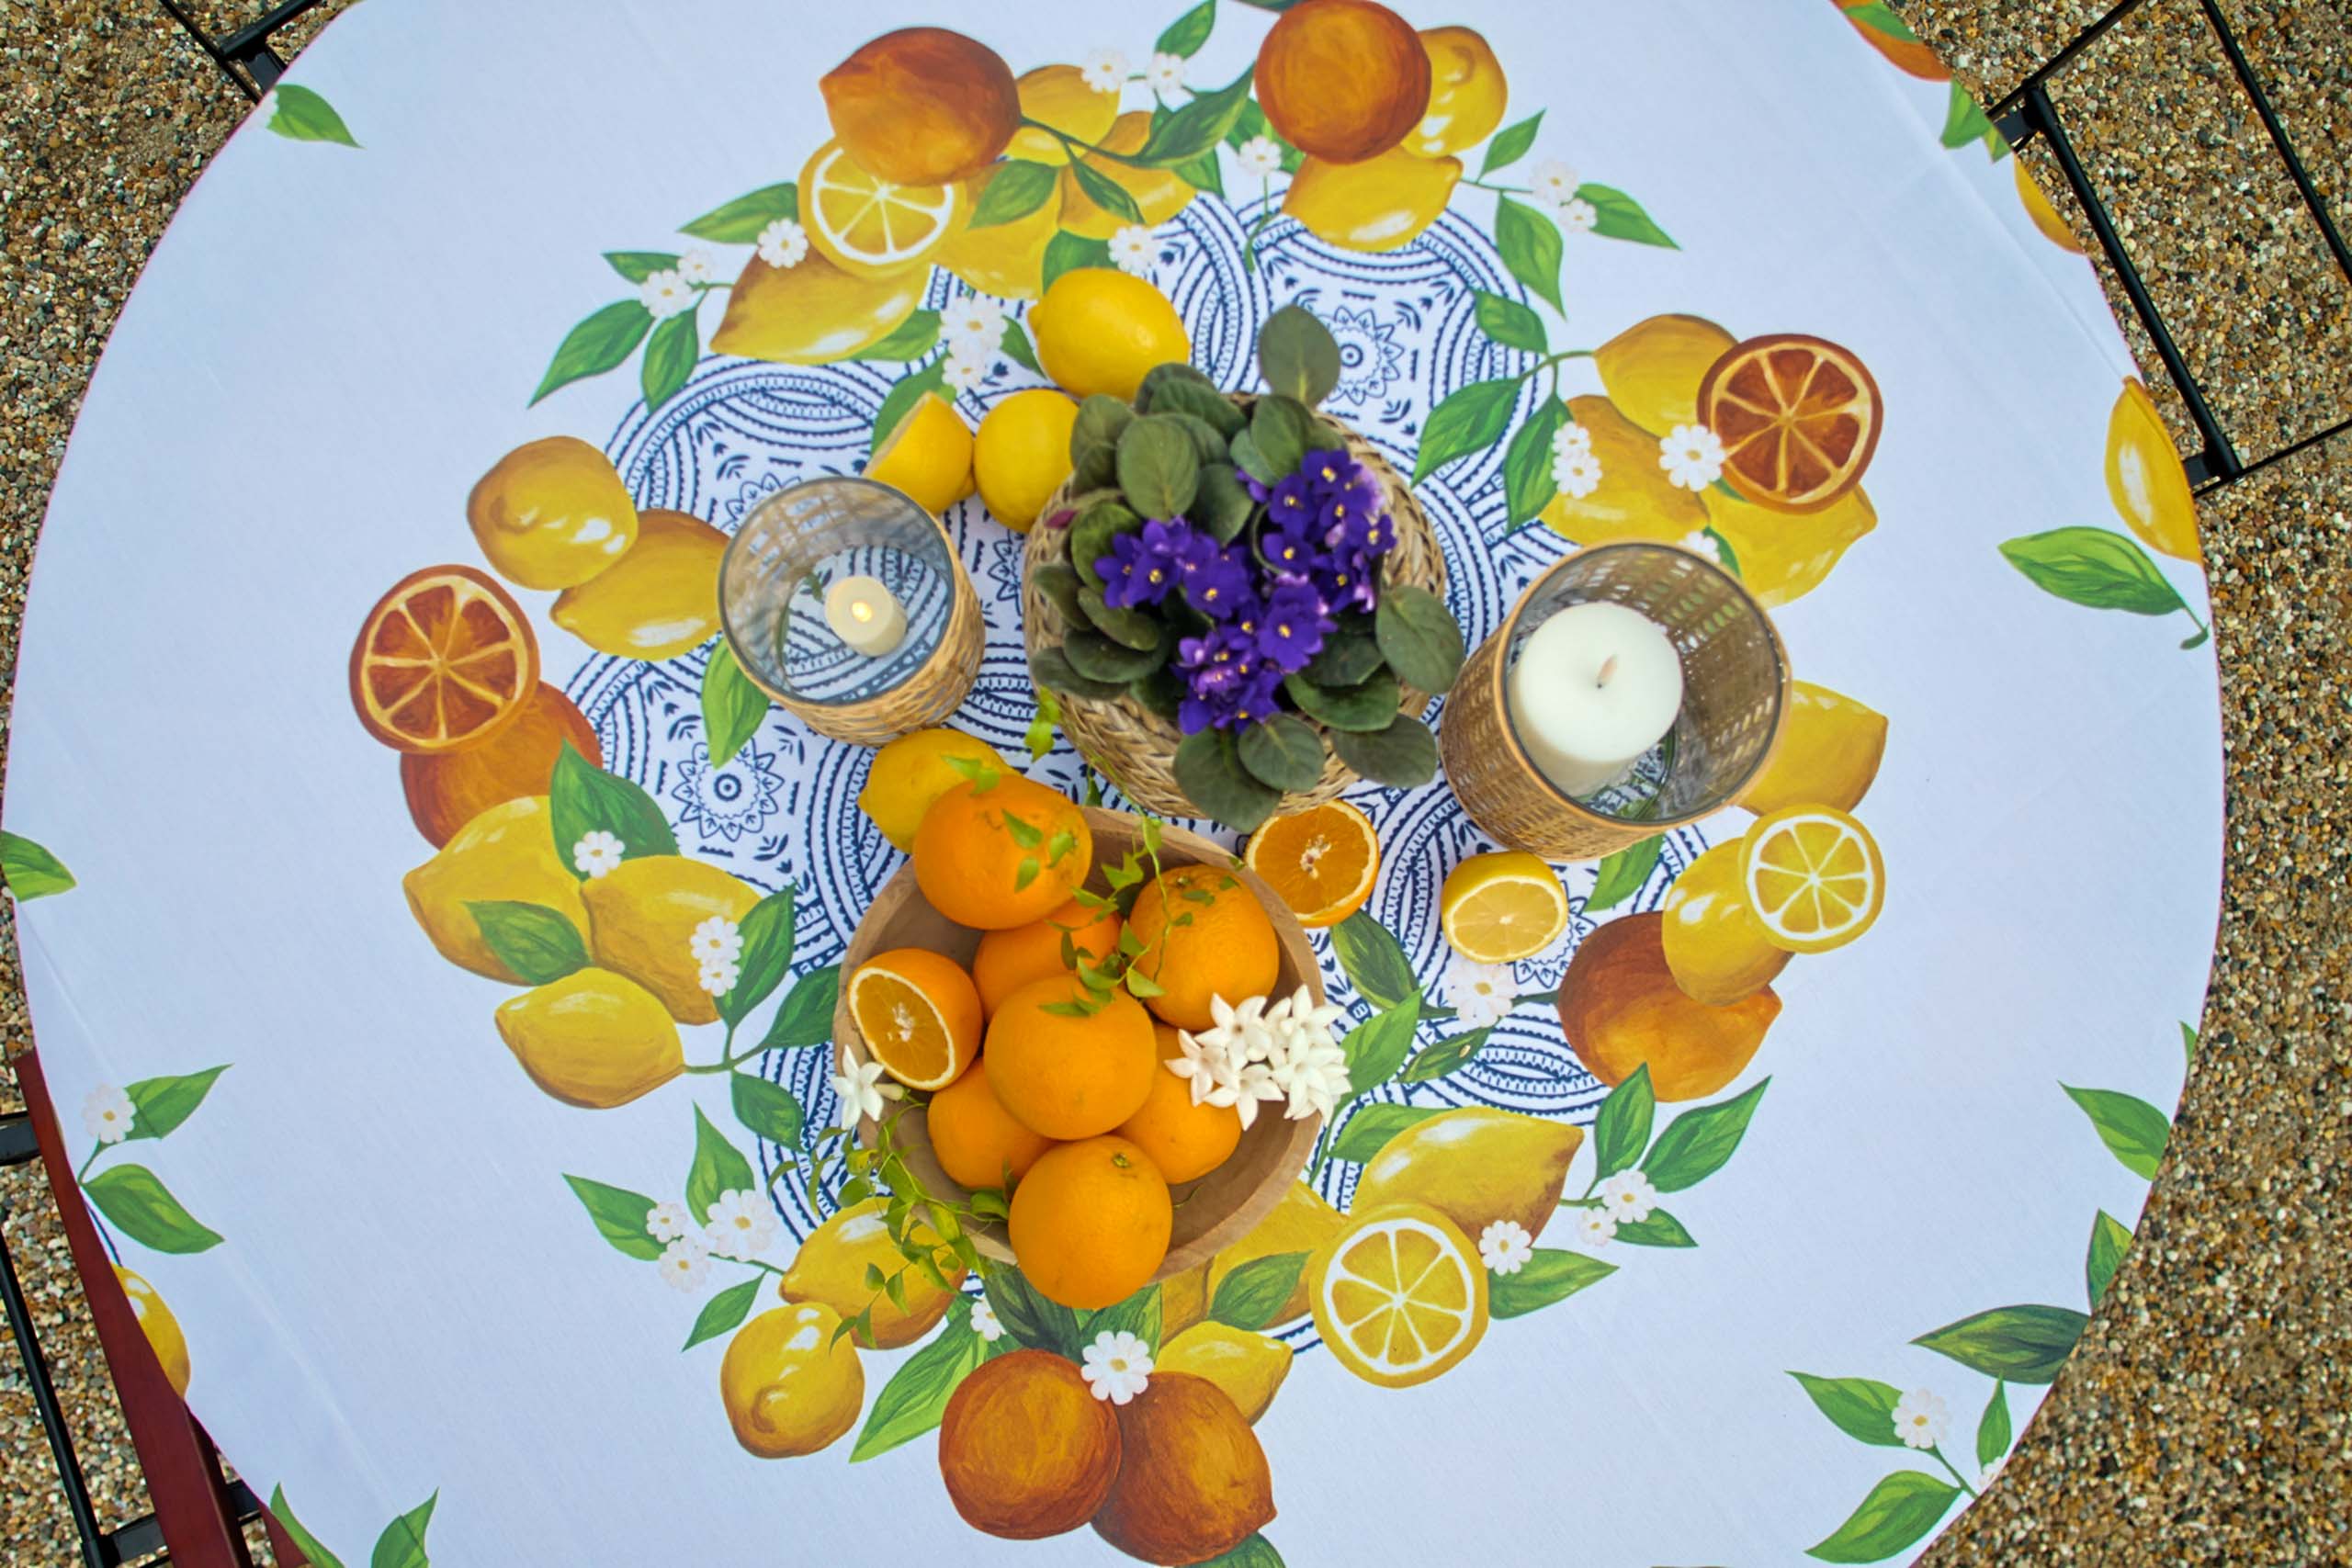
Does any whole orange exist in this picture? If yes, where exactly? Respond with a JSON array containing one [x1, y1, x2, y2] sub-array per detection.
[[1115, 1025, 1242, 1183], [972, 897, 1123, 1015], [913, 774, 1092, 931], [926, 1055, 1057, 1190], [401, 682, 599, 847], [820, 28, 1020, 186], [1007, 1134, 1172, 1310], [1557, 913, 1781, 1101], [939, 1348, 1122, 1539], [1091, 1373, 1276, 1564], [985, 978, 1158, 1139], [1126, 864, 1280, 1032], [1254, 0, 1433, 164]]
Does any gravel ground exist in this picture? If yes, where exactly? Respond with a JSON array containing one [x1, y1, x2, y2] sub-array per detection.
[[0, 1, 2345, 1563]]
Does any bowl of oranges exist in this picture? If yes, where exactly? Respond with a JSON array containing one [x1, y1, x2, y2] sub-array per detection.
[[834, 766, 1323, 1311]]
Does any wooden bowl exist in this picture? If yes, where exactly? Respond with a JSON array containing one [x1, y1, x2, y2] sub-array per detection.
[[833, 807, 1323, 1280]]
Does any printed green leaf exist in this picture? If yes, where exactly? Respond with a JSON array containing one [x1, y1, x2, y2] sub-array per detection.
[[564, 1175, 662, 1260], [853, 1299, 995, 1461], [1641, 1077, 1769, 1191], [1341, 998, 1423, 1094], [682, 1278, 763, 1350], [1328, 1103, 1442, 1165], [1941, 81, 1996, 150], [1042, 231, 1114, 293], [466, 901, 589, 984], [1585, 835, 1663, 912], [1789, 1372, 1907, 1448], [761, 964, 840, 1048], [1329, 910, 1419, 1010], [1479, 111, 1543, 177], [1199, 1537, 1284, 1568], [370, 1493, 435, 1568], [1157, 0, 1217, 57], [2061, 1084, 2170, 1179], [1084, 1283, 1164, 1353], [851, 310, 944, 363], [1136, 68, 1256, 164], [605, 251, 682, 283], [266, 83, 359, 147], [1175, 149, 1227, 199], [2086, 1209, 2132, 1308], [1806, 1471, 1961, 1563], [1328, 716, 1440, 788], [1500, 392, 1566, 524], [1374, 583, 1465, 694], [1998, 527, 2188, 618], [1614, 1209, 1696, 1247], [122, 1066, 230, 1142], [1211, 1251, 1309, 1330], [1237, 715, 1326, 794], [1577, 183, 1678, 248], [83, 1165, 221, 1254], [1118, 415, 1203, 517], [1473, 290, 1547, 355], [1911, 1304, 2090, 1384], [719, 887, 799, 1027], [1977, 1380, 2013, 1469], [1001, 319, 1042, 372], [1488, 1249, 1614, 1318], [1069, 156, 1145, 224], [0, 831, 75, 899], [1258, 305, 1343, 408], [680, 182, 797, 242], [871, 364, 950, 457], [1493, 196, 1564, 311], [729, 1073, 805, 1147], [1592, 1064, 1656, 1178], [550, 742, 677, 868], [1404, 1025, 1490, 1084], [270, 1488, 349, 1568], [969, 162, 1061, 229], [1412, 377, 1521, 480], [1845, 1, 1922, 42], [986, 1270, 1084, 1357], [531, 300, 652, 404], [1174, 728, 1282, 833], [685, 1107, 755, 1222], [701, 645, 769, 768]]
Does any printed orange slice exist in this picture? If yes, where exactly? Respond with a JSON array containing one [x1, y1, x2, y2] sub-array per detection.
[[349, 565, 539, 754]]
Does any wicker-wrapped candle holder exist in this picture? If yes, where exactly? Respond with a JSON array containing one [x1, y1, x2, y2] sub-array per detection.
[[1442, 542, 1791, 861]]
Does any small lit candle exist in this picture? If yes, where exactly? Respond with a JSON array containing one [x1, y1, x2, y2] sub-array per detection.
[[823, 574, 907, 658], [1507, 602, 1683, 798]]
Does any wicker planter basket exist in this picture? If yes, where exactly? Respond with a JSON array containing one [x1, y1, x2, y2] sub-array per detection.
[[1020, 393, 1450, 818]]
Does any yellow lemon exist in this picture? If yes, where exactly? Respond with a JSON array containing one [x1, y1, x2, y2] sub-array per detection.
[[1283, 146, 1463, 252], [973, 389, 1081, 530], [493, 967, 684, 1108], [1539, 394, 1710, 543], [855, 728, 1008, 851], [550, 508, 726, 661], [1660, 839, 1791, 1006], [780, 1198, 966, 1348], [939, 164, 1065, 299], [467, 436, 639, 591], [581, 854, 763, 1024], [865, 393, 975, 517], [2015, 157, 2086, 255], [1008, 64, 1119, 164], [1439, 851, 1568, 963], [719, 1302, 865, 1458], [402, 796, 590, 983], [1158, 1258, 1212, 1340], [1737, 681, 1888, 815], [1157, 1322, 1292, 1423], [1348, 1105, 1581, 1242], [710, 248, 927, 365], [2105, 378, 2200, 561], [1405, 27, 1507, 158], [117, 1267, 189, 1397], [1205, 1180, 1341, 1326], [1594, 314, 1738, 436], [1028, 270, 1190, 404], [1308, 1202, 1487, 1389], [1700, 481, 1877, 608], [799, 139, 961, 279], [1742, 805, 1885, 954], [1058, 112, 1196, 240]]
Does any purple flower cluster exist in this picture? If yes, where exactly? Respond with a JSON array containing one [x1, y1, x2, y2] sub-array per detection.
[[1092, 453, 1400, 734]]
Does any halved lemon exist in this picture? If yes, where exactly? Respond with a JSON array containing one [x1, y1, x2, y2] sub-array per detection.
[[847, 947, 983, 1090], [1309, 1202, 1487, 1389], [1698, 333, 1883, 513], [1740, 805, 1885, 953], [1439, 851, 1568, 963], [1244, 801, 1379, 928], [348, 565, 539, 754], [799, 140, 960, 279]]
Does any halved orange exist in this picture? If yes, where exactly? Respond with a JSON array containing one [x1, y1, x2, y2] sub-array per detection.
[[1698, 334, 1883, 513], [349, 565, 539, 754], [848, 947, 983, 1089], [1245, 801, 1380, 928], [799, 140, 960, 279]]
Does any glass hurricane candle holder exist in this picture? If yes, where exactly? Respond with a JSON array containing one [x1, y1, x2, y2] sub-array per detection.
[[1440, 542, 1791, 860], [718, 477, 982, 746]]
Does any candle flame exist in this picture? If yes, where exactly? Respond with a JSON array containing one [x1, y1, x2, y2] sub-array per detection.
[[1597, 653, 1620, 688], [851, 601, 873, 623]]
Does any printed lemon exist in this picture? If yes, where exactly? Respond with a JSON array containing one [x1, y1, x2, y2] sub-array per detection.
[[1255, 0, 1432, 164], [1539, 394, 1709, 543], [1245, 801, 1379, 928], [1660, 839, 1791, 1006], [1559, 912, 1780, 1100], [912, 772, 1091, 928], [1439, 851, 1568, 963], [780, 1197, 964, 1348], [854, 727, 1007, 852], [401, 795, 589, 982], [1116, 1024, 1243, 1183], [985, 978, 1159, 1140], [1406, 26, 1506, 157], [1057, 112, 1197, 240], [493, 967, 684, 1109], [1736, 681, 1888, 815], [1028, 269, 1191, 403], [1125, 863, 1281, 1032], [1347, 1105, 1581, 1241], [1159, 1258, 1211, 1340], [1205, 1179, 1341, 1325], [847, 947, 984, 1090], [117, 1268, 189, 1397], [1156, 1321, 1292, 1423], [1742, 804, 1885, 953], [865, 393, 973, 516], [939, 1349, 1121, 1538], [2105, 377, 2200, 561], [710, 247, 928, 364], [1308, 1201, 1487, 1389], [581, 854, 763, 1025], [1594, 313, 1738, 436], [1007, 1134, 1172, 1309], [1008, 63, 1118, 164], [1283, 146, 1462, 252], [2015, 157, 2086, 254], [1834, 0, 1951, 82], [719, 1302, 865, 1459], [939, 164, 1064, 299], [972, 896, 1123, 1016], [972, 389, 1080, 531], [1699, 480, 1877, 607], [818, 26, 1019, 186], [350, 565, 540, 754], [1091, 1373, 1276, 1565], [799, 138, 961, 279], [401, 682, 599, 847], [467, 436, 639, 591], [550, 508, 726, 660], [925, 1055, 1057, 1190]]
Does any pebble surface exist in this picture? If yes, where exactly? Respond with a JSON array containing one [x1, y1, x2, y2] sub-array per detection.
[[0, 2, 2345, 1563]]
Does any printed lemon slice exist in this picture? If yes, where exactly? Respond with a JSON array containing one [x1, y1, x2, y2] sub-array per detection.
[[1740, 805, 1885, 953], [799, 139, 960, 279], [847, 947, 983, 1089], [1244, 800, 1379, 928], [1309, 1202, 1487, 1389], [1438, 851, 1568, 963]]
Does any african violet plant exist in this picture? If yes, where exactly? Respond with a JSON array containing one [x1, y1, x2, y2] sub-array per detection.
[[1027, 305, 1465, 834]]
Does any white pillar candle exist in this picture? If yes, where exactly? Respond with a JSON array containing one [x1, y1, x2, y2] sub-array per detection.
[[1506, 602, 1684, 798], [823, 574, 907, 657]]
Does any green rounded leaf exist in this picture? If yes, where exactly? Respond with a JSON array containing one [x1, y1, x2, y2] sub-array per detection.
[[1065, 628, 1166, 683], [1283, 670, 1401, 732], [1250, 394, 1317, 478], [1374, 583, 1465, 694], [1078, 587, 1166, 651], [1188, 462, 1256, 542], [1488, 1249, 1614, 1318], [1258, 304, 1342, 407], [1030, 644, 1129, 700], [1227, 426, 1280, 486], [1069, 499, 1144, 587], [1296, 618, 1381, 685], [1118, 416, 1204, 516], [1073, 393, 1137, 457], [1236, 715, 1325, 794], [1173, 728, 1281, 832], [1034, 562, 1089, 626], [1328, 714, 1440, 787], [1137, 362, 1219, 412], [1130, 665, 1187, 723], [83, 1165, 221, 1254], [1149, 378, 1247, 436]]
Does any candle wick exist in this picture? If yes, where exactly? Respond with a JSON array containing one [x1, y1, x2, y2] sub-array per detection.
[[1596, 653, 1619, 689]]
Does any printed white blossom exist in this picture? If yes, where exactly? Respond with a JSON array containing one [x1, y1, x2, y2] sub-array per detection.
[[704, 1190, 780, 1259], [1108, 225, 1156, 277], [1573, 1207, 1618, 1247], [82, 1085, 134, 1145], [697, 957, 741, 997], [1893, 1388, 1951, 1450], [1979, 1454, 2007, 1487], [755, 218, 808, 269], [1658, 423, 1726, 491], [1080, 1330, 1153, 1404], [676, 248, 717, 285], [1479, 1218, 1534, 1276], [1146, 51, 1187, 94], [940, 295, 1008, 358], [1554, 445, 1604, 500], [1529, 159, 1581, 209], [1080, 48, 1129, 94], [1236, 135, 1284, 178], [1598, 1168, 1658, 1224], [690, 916, 743, 964], [1559, 197, 1600, 233], [646, 1201, 694, 1243], [831, 1044, 903, 1130], [639, 268, 695, 321], [939, 350, 991, 394], [1440, 953, 1516, 1029], [970, 1296, 1004, 1343], [1679, 529, 1723, 565], [657, 1235, 712, 1292], [1555, 420, 1593, 457], [572, 830, 625, 878]]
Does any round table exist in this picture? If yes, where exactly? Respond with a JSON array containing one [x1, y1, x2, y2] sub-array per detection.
[[6, 1, 2222, 1562]]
